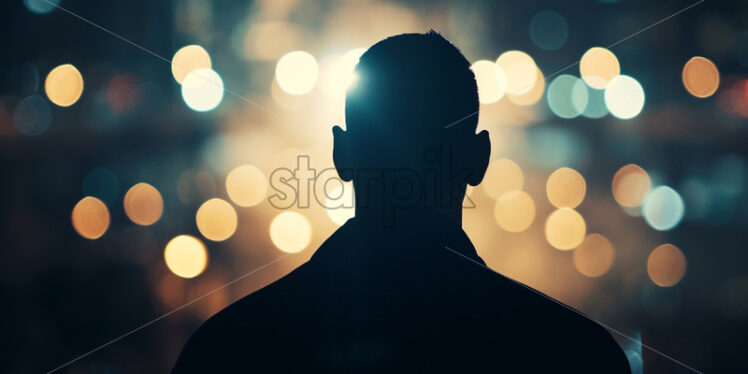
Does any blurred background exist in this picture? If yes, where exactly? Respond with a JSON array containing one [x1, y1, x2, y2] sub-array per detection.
[[1, 0, 747, 372]]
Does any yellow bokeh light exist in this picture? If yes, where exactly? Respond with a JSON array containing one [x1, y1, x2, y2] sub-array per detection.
[[71, 196, 110, 239], [579, 47, 620, 89], [124, 183, 163, 226], [270, 211, 312, 253], [507, 66, 545, 106], [482, 158, 523, 199], [647, 244, 687, 287], [45, 64, 84, 107], [196, 198, 238, 241], [275, 50, 319, 95], [545, 208, 586, 250], [226, 165, 267, 207], [612, 164, 652, 207], [326, 183, 355, 226], [471, 60, 507, 104], [573, 234, 615, 277], [546, 167, 586, 208], [682, 56, 720, 98], [181, 68, 224, 112], [496, 50, 538, 95], [494, 190, 536, 233], [171, 45, 212, 84], [164, 235, 208, 279]]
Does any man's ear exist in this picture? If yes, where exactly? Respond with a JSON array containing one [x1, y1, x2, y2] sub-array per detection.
[[332, 125, 354, 182], [467, 130, 491, 186]]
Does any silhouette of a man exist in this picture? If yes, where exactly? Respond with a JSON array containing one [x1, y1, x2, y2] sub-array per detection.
[[173, 32, 631, 373]]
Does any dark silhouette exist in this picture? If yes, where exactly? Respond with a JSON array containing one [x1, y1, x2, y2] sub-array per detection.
[[173, 32, 631, 373]]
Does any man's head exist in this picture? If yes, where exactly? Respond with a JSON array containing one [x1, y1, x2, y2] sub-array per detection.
[[332, 31, 490, 220]]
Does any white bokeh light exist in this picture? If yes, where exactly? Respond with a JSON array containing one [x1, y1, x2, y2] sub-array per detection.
[[276, 50, 319, 95], [604, 75, 645, 120], [181, 68, 224, 112]]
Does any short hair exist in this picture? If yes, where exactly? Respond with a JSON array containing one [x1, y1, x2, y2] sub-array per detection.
[[345, 31, 479, 143]]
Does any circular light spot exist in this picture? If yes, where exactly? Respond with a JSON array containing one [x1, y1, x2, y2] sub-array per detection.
[[507, 67, 545, 106], [196, 198, 238, 241], [494, 190, 536, 232], [482, 158, 524, 199], [181, 68, 224, 112], [326, 183, 355, 226], [164, 235, 208, 278], [72, 196, 110, 239], [171, 45, 212, 84], [547, 74, 588, 118], [226, 165, 267, 207], [612, 164, 651, 207], [545, 208, 586, 250], [529, 10, 568, 51], [497, 50, 538, 95], [546, 167, 586, 208], [573, 234, 615, 277], [270, 211, 312, 253], [124, 183, 163, 226], [14, 95, 51, 135], [275, 50, 319, 95], [45, 64, 84, 107], [605, 75, 645, 119], [643, 186, 684, 231], [580, 47, 620, 89], [647, 244, 686, 287], [682, 56, 720, 98], [24, 0, 60, 15], [471, 60, 507, 104]]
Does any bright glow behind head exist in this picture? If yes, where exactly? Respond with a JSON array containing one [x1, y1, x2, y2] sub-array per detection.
[[471, 60, 507, 104], [181, 68, 224, 112]]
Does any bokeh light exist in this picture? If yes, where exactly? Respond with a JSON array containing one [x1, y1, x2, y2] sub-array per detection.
[[326, 183, 355, 226], [612, 164, 652, 207], [124, 183, 164, 226], [45, 64, 84, 107], [604, 75, 645, 119], [196, 198, 238, 241], [494, 190, 536, 232], [579, 47, 620, 89], [181, 68, 224, 112], [647, 244, 687, 287], [71, 196, 110, 240], [643, 186, 685, 231], [171, 45, 212, 84], [226, 165, 267, 207], [275, 50, 319, 95], [581, 86, 608, 118], [545, 208, 586, 250], [14, 95, 51, 135], [471, 60, 507, 104], [24, 0, 60, 15], [547, 74, 588, 118], [496, 50, 537, 95], [682, 56, 720, 98], [164, 235, 208, 279], [270, 211, 312, 253], [482, 158, 524, 199], [529, 10, 568, 51], [573, 233, 615, 277], [546, 167, 586, 208], [507, 67, 545, 106]]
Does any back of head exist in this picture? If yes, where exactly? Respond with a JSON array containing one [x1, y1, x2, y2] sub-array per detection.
[[344, 31, 479, 163]]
